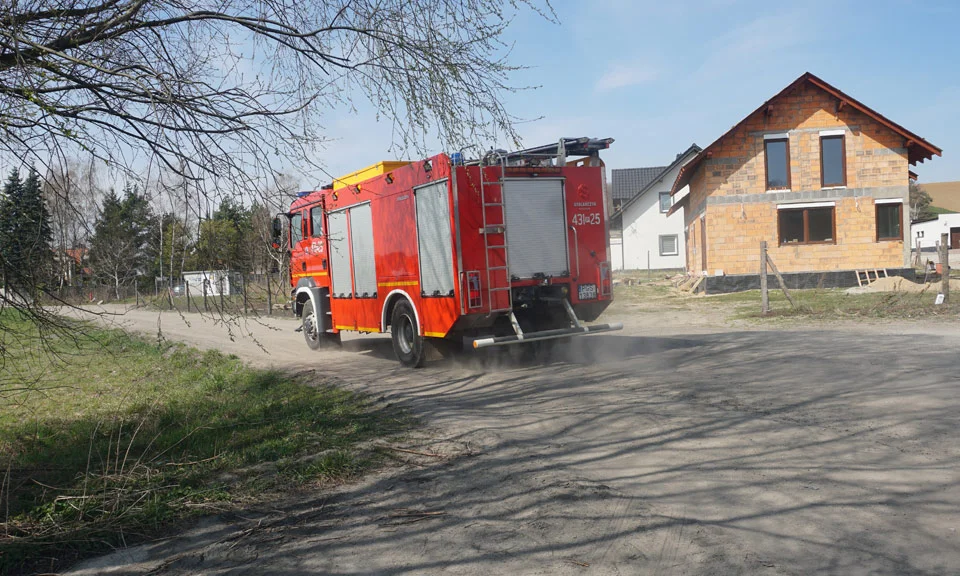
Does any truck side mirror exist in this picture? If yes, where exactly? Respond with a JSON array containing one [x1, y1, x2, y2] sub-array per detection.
[[271, 216, 283, 240]]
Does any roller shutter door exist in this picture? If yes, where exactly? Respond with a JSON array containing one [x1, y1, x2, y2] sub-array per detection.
[[503, 178, 568, 278], [349, 203, 377, 297], [415, 180, 455, 297], [328, 210, 352, 298]]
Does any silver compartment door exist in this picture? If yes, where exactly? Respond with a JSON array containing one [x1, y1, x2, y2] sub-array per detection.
[[328, 210, 352, 298], [349, 203, 377, 297], [503, 178, 568, 278], [415, 180, 455, 296]]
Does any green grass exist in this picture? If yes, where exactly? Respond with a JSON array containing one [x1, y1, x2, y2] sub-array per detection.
[[609, 282, 693, 313], [610, 279, 960, 322], [0, 311, 410, 574], [709, 287, 960, 320], [928, 205, 957, 215]]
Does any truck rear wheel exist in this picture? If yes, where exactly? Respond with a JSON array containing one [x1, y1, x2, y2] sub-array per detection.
[[391, 300, 424, 368]]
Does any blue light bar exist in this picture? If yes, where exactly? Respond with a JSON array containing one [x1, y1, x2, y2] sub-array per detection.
[[296, 191, 311, 197]]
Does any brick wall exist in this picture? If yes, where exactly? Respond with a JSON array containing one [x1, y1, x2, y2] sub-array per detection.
[[684, 167, 708, 274], [686, 81, 910, 276], [707, 198, 905, 275]]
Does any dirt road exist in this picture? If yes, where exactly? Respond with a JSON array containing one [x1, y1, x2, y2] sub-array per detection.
[[68, 305, 960, 575]]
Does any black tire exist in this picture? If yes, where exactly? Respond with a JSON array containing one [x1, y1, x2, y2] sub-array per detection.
[[302, 299, 323, 350], [391, 300, 425, 368]]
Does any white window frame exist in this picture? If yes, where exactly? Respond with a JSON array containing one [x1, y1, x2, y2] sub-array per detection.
[[658, 192, 671, 213], [659, 234, 679, 256], [777, 201, 836, 210]]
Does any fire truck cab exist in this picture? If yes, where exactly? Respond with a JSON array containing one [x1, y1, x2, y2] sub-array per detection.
[[278, 137, 622, 367]]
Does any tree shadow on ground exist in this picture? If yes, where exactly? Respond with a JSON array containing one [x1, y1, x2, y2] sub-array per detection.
[[68, 329, 960, 575]]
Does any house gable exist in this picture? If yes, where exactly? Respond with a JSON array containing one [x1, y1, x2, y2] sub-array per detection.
[[673, 73, 941, 198]]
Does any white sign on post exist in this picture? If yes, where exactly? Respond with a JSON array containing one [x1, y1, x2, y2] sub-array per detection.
[[935, 293, 945, 305]]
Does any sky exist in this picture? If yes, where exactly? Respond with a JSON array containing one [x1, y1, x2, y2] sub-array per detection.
[[312, 0, 958, 186]]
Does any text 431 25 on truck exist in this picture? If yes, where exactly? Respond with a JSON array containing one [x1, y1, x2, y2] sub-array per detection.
[[273, 137, 623, 367]]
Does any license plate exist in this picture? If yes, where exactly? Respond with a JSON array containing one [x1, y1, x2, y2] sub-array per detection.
[[578, 283, 598, 300]]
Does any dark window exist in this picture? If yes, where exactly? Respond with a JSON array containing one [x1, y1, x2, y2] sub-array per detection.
[[876, 203, 902, 241], [291, 212, 303, 247], [779, 210, 804, 244], [778, 206, 835, 245], [659, 192, 671, 213], [310, 206, 323, 237], [765, 138, 790, 190], [820, 135, 846, 187]]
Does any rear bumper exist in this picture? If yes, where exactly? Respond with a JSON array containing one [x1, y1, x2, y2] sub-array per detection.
[[466, 322, 623, 349]]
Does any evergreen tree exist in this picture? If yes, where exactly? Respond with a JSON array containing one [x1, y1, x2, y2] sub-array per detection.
[[0, 168, 54, 296], [89, 184, 156, 299], [20, 169, 55, 284], [0, 168, 24, 291]]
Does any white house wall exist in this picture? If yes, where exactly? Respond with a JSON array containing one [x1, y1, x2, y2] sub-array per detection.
[[912, 214, 960, 253], [619, 163, 688, 271], [610, 236, 624, 271]]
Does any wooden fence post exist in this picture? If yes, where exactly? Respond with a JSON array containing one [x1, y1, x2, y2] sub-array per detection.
[[186, 281, 192, 312], [267, 272, 273, 316], [242, 274, 248, 315], [766, 255, 796, 308], [942, 233, 950, 303], [760, 241, 769, 314]]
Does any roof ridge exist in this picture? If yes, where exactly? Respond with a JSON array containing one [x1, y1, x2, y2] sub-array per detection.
[[671, 73, 942, 195]]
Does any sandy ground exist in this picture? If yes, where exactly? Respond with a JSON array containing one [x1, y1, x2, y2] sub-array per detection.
[[63, 303, 960, 575], [845, 275, 960, 294]]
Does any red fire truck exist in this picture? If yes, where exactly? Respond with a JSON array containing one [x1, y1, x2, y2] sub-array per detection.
[[275, 137, 622, 366]]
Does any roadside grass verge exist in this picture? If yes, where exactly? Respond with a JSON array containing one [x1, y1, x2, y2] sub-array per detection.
[[611, 282, 693, 311], [710, 287, 960, 320], [0, 311, 411, 574]]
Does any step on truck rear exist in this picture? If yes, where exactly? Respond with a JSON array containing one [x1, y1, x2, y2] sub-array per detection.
[[276, 137, 622, 366]]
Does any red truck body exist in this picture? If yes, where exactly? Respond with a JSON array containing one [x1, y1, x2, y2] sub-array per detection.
[[283, 138, 621, 365]]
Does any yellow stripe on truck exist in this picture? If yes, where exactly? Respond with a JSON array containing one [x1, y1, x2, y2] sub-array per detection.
[[336, 325, 381, 333]]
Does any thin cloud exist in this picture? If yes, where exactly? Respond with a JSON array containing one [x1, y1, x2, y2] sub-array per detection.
[[595, 62, 659, 93]]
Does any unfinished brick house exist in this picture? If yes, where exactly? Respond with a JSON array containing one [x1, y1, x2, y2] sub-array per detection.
[[668, 72, 942, 291]]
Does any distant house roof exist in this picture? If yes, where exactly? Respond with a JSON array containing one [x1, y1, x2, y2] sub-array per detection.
[[612, 166, 668, 201], [614, 144, 702, 219], [63, 248, 87, 264], [922, 181, 960, 213], [671, 72, 943, 195]]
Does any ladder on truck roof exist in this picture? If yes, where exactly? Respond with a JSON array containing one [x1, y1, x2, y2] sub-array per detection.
[[479, 152, 512, 313], [466, 137, 614, 167]]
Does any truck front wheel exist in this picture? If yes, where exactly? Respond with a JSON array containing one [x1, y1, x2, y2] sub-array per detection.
[[391, 300, 424, 368], [302, 299, 328, 350]]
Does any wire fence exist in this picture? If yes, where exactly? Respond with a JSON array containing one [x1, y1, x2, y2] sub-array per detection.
[[51, 272, 292, 316]]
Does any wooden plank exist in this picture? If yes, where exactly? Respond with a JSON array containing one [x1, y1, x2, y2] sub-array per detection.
[[766, 255, 796, 308], [689, 276, 704, 294]]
